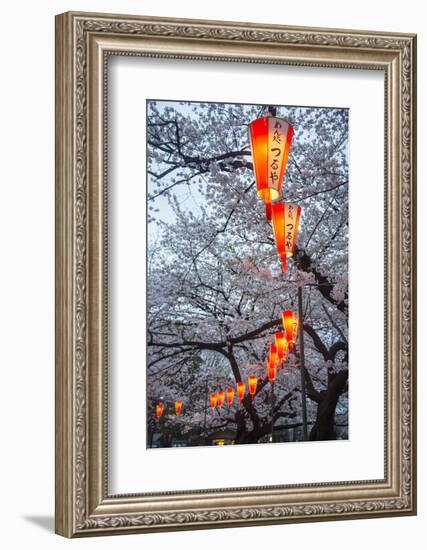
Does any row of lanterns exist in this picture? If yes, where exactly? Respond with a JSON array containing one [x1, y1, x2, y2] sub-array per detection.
[[209, 309, 300, 408], [209, 377, 258, 410], [249, 113, 301, 271], [265, 309, 300, 382], [154, 311, 299, 419]]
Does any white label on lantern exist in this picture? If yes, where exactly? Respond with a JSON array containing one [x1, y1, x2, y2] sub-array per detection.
[[267, 117, 288, 192]]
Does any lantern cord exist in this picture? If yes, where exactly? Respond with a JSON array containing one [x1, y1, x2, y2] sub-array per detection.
[[255, 105, 265, 119]]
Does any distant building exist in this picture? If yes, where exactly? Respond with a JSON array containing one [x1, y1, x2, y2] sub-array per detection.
[[207, 429, 236, 446]]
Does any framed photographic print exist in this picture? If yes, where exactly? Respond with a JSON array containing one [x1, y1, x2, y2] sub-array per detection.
[[55, 11, 417, 537]]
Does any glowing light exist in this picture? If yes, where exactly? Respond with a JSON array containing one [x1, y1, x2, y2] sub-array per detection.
[[275, 332, 289, 367], [226, 387, 235, 407], [269, 344, 279, 367], [271, 202, 302, 270], [175, 401, 183, 416], [210, 393, 217, 409], [282, 310, 299, 352], [248, 376, 258, 396], [248, 116, 294, 220], [156, 402, 164, 419], [237, 382, 245, 401], [217, 390, 225, 408], [268, 364, 277, 382]]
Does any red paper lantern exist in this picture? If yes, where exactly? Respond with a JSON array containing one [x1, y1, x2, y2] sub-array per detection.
[[217, 390, 225, 408], [282, 310, 299, 351], [269, 344, 279, 367], [268, 364, 277, 382], [275, 332, 289, 368], [237, 381, 245, 401], [210, 393, 217, 409], [156, 402, 164, 419], [248, 376, 258, 397], [271, 202, 302, 270], [248, 116, 294, 220], [175, 401, 183, 416], [226, 387, 235, 407]]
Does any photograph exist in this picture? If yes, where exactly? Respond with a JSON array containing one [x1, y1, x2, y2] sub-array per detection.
[[146, 99, 349, 448]]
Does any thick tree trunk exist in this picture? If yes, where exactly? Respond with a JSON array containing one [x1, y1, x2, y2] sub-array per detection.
[[309, 369, 348, 440], [234, 424, 269, 444]]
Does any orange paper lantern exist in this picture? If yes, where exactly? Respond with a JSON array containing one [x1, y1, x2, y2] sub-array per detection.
[[249, 116, 294, 220], [217, 390, 225, 408], [269, 344, 279, 367], [275, 332, 289, 367], [156, 402, 164, 419], [271, 202, 302, 270], [268, 364, 277, 382], [210, 393, 217, 409], [282, 310, 299, 352], [248, 376, 258, 396], [226, 387, 235, 407], [175, 401, 183, 416], [237, 381, 245, 401]]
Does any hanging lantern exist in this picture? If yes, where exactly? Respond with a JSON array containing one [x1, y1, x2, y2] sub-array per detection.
[[156, 402, 164, 419], [248, 376, 258, 397], [268, 364, 277, 382], [275, 332, 285, 361], [269, 344, 279, 367], [275, 332, 289, 368], [175, 401, 183, 416], [271, 202, 302, 270], [226, 387, 235, 407], [282, 310, 299, 352], [237, 381, 245, 401], [248, 115, 294, 220], [217, 390, 225, 408], [210, 393, 217, 409]]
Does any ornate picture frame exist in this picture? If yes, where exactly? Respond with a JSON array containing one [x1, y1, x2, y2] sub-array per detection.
[[55, 11, 416, 537]]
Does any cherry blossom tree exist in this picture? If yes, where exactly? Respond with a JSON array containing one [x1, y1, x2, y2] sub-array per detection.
[[146, 100, 348, 445]]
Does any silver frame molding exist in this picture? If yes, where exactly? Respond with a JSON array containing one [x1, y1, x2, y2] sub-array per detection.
[[55, 11, 417, 538]]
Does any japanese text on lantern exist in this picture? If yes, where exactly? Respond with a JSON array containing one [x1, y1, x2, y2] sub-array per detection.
[[268, 119, 286, 192], [285, 204, 295, 252]]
